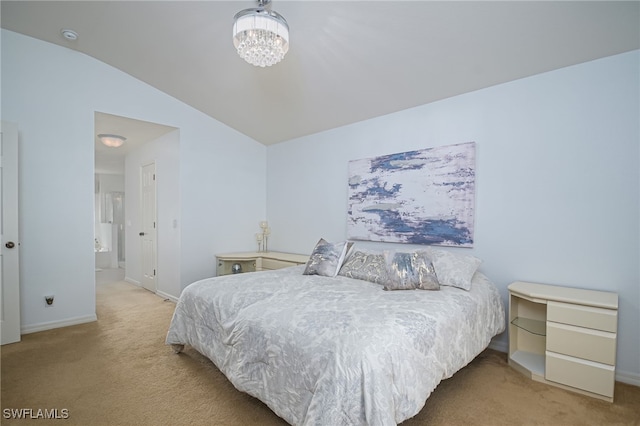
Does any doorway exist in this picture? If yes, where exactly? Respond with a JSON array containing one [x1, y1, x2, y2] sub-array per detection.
[[94, 112, 177, 294]]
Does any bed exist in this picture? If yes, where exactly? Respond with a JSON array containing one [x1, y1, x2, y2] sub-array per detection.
[[166, 246, 505, 425]]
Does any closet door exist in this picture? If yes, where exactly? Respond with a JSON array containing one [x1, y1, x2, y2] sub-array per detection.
[[1, 121, 20, 345]]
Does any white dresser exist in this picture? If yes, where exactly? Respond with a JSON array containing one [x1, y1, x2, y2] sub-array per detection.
[[216, 251, 309, 276], [508, 281, 618, 402]]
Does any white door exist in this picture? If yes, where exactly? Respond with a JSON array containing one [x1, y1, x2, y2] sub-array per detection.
[[1, 121, 20, 345], [140, 163, 157, 292]]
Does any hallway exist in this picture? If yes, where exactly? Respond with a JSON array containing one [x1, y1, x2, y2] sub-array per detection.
[[95, 267, 125, 285]]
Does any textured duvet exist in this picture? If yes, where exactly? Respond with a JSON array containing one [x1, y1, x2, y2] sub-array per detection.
[[166, 266, 505, 425]]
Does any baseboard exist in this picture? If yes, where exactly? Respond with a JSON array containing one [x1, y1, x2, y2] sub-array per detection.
[[488, 338, 508, 353], [123, 277, 177, 303], [21, 314, 97, 335], [156, 290, 178, 303], [616, 369, 640, 387], [124, 276, 141, 286]]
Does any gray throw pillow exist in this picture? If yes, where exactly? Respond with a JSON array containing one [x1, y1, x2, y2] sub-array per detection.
[[383, 250, 439, 291], [338, 250, 389, 285], [303, 238, 351, 277]]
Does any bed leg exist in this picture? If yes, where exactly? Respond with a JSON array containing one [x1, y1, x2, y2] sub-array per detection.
[[171, 344, 184, 354]]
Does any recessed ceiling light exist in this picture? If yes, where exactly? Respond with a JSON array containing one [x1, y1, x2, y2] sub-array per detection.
[[60, 29, 78, 41]]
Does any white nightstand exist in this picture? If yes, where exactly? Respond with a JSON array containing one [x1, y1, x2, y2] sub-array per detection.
[[216, 251, 309, 276], [508, 281, 618, 402]]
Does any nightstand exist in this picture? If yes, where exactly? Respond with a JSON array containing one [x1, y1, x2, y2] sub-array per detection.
[[508, 281, 618, 402], [216, 251, 309, 276]]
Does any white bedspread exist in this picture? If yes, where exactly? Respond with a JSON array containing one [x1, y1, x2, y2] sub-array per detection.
[[166, 266, 505, 425]]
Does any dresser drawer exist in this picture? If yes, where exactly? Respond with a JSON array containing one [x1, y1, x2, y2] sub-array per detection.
[[216, 259, 256, 276], [546, 351, 614, 398], [261, 258, 298, 270], [547, 301, 617, 332], [547, 322, 616, 365]]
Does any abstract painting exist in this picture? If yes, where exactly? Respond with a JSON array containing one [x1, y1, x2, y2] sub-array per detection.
[[347, 142, 476, 247]]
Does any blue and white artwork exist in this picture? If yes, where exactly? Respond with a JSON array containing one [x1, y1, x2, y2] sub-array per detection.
[[347, 142, 476, 247]]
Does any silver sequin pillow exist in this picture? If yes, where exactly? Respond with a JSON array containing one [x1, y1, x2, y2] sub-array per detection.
[[338, 250, 390, 285], [303, 238, 351, 277], [383, 250, 440, 291]]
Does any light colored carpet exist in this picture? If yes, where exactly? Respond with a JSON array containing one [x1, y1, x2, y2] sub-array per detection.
[[1, 279, 639, 425]]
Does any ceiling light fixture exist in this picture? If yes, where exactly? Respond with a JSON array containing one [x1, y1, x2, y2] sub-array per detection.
[[98, 134, 126, 148], [233, 0, 289, 67]]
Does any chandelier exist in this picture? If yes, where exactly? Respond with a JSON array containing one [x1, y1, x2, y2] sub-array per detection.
[[233, 0, 289, 67]]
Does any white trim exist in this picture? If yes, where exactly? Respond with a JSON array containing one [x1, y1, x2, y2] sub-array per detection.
[[124, 277, 176, 302], [489, 338, 508, 354], [156, 290, 178, 303], [615, 369, 640, 387], [125, 276, 141, 286], [21, 315, 97, 335]]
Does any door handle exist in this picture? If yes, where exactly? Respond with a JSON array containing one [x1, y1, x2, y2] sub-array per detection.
[[139, 232, 145, 236], [5, 241, 15, 249]]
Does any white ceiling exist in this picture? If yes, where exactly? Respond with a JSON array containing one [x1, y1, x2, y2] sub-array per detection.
[[2, 1, 639, 152]]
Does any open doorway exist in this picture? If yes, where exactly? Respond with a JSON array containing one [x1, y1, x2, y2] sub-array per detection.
[[94, 112, 177, 289], [94, 174, 125, 284]]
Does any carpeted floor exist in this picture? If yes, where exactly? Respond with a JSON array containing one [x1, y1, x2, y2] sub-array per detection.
[[1, 279, 639, 425]]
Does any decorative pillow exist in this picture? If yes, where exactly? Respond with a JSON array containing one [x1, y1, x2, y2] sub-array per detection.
[[426, 247, 481, 291], [303, 238, 352, 277], [383, 250, 439, 291], [413, 252, 440, 291], [338, 250, 389, 285]]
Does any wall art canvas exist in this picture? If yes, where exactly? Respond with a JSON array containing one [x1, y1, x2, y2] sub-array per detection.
[[347, 142, 476, 247]]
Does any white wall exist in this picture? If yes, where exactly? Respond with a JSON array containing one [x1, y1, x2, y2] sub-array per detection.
[[1, 29, 266, 332], [3, 27, 638, 384], [267, 50, 640, 384]]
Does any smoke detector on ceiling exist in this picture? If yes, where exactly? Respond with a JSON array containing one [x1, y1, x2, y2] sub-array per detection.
[[60, 29, 78, 41]]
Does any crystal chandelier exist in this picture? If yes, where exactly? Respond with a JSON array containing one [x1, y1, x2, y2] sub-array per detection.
[[233, 0, 289, 67]]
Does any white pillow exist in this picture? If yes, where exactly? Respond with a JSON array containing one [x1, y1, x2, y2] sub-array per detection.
[[426, 247, 481, 291]]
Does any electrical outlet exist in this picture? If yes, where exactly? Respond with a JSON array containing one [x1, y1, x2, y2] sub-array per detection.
[[45, 295, 55, 307]]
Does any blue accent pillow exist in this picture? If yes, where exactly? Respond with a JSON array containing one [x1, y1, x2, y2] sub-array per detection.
[[383, 250, 439, 291], [303, 238, 352, 277]]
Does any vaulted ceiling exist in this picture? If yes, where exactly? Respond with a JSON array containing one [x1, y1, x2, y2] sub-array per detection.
[[2, 1, 639, 146]]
